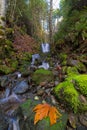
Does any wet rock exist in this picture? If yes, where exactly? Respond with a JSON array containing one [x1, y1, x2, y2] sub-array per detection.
[[79, 112, 87, 127], [0, 113, 8, 130], [76, 125, 87, 130], [0, 76, 9, 87], [13, 80, 29, 94], [68, 113, 77, 128], [79, 95, 87, 104], [39, 81, 47, 87], [37, 89, 44, 96], [18, 99, 68, 130], [54, 81, 59, 86], [32, 69, 54, 85]]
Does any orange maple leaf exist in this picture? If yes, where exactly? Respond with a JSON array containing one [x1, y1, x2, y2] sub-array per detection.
[[33, 103, 61, 125]]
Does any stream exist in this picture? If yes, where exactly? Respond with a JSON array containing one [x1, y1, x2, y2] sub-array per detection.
[[0, 43, 87, 130]]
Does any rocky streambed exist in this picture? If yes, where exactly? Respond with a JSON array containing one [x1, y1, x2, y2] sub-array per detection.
[[0, 59, 87, 130]]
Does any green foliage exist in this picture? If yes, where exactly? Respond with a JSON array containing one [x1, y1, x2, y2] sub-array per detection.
[[54, 0, 87, 48], [0, 65, 12, 74], [59, 53, 67, 65]]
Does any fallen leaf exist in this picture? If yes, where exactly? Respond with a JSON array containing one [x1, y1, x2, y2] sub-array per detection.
[[33, 103, 61, 125]]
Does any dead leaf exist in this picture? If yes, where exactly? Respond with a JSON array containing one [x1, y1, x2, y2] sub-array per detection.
[[33, 103, 61, 125]]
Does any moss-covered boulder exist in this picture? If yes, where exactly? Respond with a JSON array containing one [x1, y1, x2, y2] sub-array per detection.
[[19, 99, 68, 130], [54, 74, 87, 113], [73, 74, 87, 96], [32, 68, 54, 85], [54, 81, 80, 113], [0, 65, 12, 74]]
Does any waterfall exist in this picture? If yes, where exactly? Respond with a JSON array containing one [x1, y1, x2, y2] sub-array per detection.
[[8, 117, 20, 130], [31, 54, 40, 65], [31, 43, 50, 69], [41, 43, 50, 53]]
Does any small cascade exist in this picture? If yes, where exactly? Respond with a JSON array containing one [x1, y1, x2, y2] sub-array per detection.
[[8, 117, 20, 130], [5, 88, 10, 98], [17, 73, 21, 78], [38, 61, 49, 70], [31, 54, 40, 65], [0, 93, 22, 104], [41, 43, 50, 53], [31, 43, 50, 69]]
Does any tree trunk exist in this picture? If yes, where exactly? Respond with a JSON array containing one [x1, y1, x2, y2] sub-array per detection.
[[0, 0, 6, 26], [49, 0, 53, 44]]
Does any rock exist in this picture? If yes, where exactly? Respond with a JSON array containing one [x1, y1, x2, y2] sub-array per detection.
[[39, 81, 47, 87], [32, 68, 54, 85], [0, 76, 9, 87], [54, 74, 87, 113], [68, 113, 77, 128], [34, 96, 39, 100], [68, 59, 86, 73], [13, 80, 29, 94], [37, 89, 44, 96], [76, 125, 87, 130], [17, 99, 68, 130], [0, 112, 8, 130], [79, 112, 87, 127]]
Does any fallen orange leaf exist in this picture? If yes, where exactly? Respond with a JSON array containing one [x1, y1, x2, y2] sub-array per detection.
[[33, 103, 61, 125]]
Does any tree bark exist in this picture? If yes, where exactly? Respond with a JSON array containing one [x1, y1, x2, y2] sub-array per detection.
[[0, 0, 6, 26], [49, 0, 53, 44]]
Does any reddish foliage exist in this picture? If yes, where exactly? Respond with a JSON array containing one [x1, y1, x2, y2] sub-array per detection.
[[13, 27, 39, 54]]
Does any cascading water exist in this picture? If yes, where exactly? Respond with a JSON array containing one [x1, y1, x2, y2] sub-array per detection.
[[31, 43, 50, 69], [8, 117, 20, 130], [41, 43, 50, 53], [0, 93, 23, 130], [31, 54, 40, 65]]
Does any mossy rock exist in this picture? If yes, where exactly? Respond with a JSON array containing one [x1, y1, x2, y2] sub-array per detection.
[[19, 99, 68, 130], [59, 53, 67, 66], [0, 65, 12, 74], [73, 74, 87, 96], [32, 68, 54, 85], [67, 67, 79, 76], [54, 74, 87, 113], [54, 81, 80, 113], [75, 61, 86, 72]]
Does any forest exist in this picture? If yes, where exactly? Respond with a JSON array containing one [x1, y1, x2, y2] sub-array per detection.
[[0, 0, 87, 130]]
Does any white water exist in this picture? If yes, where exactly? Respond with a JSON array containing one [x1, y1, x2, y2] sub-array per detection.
[[31, 54, 40, 65], [31, 43, 50, 69], [8, 118, 20, 130], [38, 62, 49, 70], [41, 43, 50, 53], [0, 93, 22, 104]]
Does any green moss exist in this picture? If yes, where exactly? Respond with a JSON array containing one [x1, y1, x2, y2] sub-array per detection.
[[0, 29, 4, 35], [54, 74, 87, 113], [75, 61, 86, 72], [5, 28, 13, 34], [54, 81, 80, 113], [32, 69, 54, 84], [0, 65, 12, 74], [67, 67, 79, 76], [73, 74, 87, 96], [59, 53, 67, 66], [10, 60, 18, 70]]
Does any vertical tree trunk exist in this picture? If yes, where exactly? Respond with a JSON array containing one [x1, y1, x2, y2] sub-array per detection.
[[49, 0, 53, 44], [0, 0, 6, 27]]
